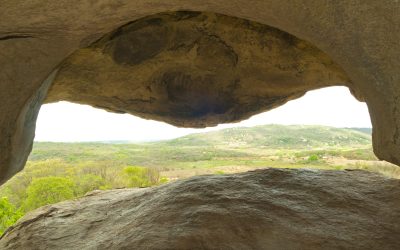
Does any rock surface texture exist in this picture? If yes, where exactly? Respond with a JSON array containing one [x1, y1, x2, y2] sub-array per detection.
[[1, 1, 400, 183], [1, 169, 399, 250], [45, 12, 349, 127]]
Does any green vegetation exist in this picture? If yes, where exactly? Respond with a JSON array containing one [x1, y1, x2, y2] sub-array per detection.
[[165, 125, 372, 148], [0, 125, 397, 234], [0, 160, 167, 235], [22, 177, 75, 211], [122, 166, 162, 188], [0, 197, 22, 235]]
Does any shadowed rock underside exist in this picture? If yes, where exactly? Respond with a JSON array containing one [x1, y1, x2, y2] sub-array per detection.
[[45, 11, 350, 127]]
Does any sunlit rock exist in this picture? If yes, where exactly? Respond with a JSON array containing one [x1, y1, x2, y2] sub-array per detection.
[[1, 169, 399, 249]]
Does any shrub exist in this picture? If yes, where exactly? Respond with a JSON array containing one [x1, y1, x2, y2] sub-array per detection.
[[214, 170, 225, 175], [22, 176, 76, 212], [308, 154, 320, 162], [122, 166, 161, 188], [0, 197, 23, 235], [73, 174, 107, 196], [159, 177, 169, 184]]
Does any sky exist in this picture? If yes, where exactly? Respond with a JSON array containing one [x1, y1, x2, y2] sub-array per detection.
[[35, 86, 372, 142]]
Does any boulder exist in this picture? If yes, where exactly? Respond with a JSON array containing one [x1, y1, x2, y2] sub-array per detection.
[[1, 169, 399, 249]]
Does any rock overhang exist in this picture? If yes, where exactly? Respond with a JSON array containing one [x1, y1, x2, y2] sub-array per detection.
[[45, 11, 351, 128], [0, 1, 399, 184]]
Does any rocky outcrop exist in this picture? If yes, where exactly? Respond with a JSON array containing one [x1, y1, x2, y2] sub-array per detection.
[[45, 12, 349, 128], [1, 1, 400, 183], [1, 169, 399, 249]]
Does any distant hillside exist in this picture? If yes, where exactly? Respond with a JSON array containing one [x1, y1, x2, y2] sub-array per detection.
[[29, 125, 373, 164], [348, 127, 372, 135], [163, 125, 371, 149]]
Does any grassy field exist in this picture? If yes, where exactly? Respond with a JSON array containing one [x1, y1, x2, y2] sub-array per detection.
[[0, 124, 398, 234]]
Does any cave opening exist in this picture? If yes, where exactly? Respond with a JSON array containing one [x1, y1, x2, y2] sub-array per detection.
[[2, 86, 398, 208], [1, 84, 399, 243], [1, 5, 400, 248], [8, 10, 399, 186]]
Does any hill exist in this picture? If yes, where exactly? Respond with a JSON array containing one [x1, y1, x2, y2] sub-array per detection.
[[162, 125, 372, 148], [28, 125, 373, 166], [25, 125, 376, 176], [348, 127, 372, 135]]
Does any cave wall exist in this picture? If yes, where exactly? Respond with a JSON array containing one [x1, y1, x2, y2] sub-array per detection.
[[0, 0, 399, 184]]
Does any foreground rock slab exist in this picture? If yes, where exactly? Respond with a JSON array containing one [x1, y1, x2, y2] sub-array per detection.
[[1, 168, 400, 249]]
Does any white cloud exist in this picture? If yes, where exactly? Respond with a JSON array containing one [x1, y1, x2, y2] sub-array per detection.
[[35, 86, 371, 142]]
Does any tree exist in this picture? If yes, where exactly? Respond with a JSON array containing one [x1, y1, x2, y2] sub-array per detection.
[[0, 197, 22, 235], [22, 176, 76, 212], [122, 166, 161, 188], [73, 174, 107, 196]]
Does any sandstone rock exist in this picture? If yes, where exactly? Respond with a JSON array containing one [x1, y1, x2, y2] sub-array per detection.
[[1, 169, 399, 249], [1, 1, 399, 183], [45, 12, 349, 128]]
